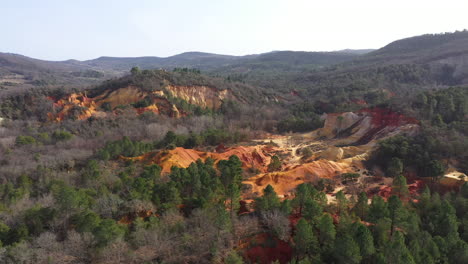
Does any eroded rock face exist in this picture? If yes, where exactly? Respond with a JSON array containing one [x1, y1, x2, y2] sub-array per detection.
[[47, 84, 236, 121], [125, 145, 276, 174], [122, 107, 420, 198], [244, 159, 352, 196], [317, 108, 419, 146], [165, 85, 234, 109]]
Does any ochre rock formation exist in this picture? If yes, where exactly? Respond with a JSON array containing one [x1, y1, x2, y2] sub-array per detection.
[[244, 159, 352, 196], [317, 107, 419, 146], [47, 84, 236, 121], [165, 85, 234, 109], [125, 145, 276, 174]]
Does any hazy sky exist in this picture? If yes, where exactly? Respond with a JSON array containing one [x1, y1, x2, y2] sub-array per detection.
[[2, 0, 467, 61]]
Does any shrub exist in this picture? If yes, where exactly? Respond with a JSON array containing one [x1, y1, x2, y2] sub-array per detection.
[[15, 135, 36, 146]]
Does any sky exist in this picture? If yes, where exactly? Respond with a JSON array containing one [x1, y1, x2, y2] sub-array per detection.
[[2, 0, 467, 61]]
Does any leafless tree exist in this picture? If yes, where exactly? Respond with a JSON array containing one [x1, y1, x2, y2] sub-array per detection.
[[260, 210, 291, 241]]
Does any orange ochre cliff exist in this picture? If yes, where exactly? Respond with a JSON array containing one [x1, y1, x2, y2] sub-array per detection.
[[47, 84, 235, 121]]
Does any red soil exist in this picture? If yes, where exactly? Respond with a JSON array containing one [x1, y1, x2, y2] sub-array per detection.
[[370, 180, 425, 201], [243, 233, 292, 264], [359, 107, 419, 127]]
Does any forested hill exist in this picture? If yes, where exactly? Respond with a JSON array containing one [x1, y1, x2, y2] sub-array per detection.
[[369, 30, 468, 61], [240, 31, 468, 108]]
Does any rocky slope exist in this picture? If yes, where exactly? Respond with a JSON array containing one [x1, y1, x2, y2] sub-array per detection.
[[124, 145, 275, 174], [165, 85, 234, 109], [47, 83, 236, 121], [122, 107, 421, 197], [316, 108, 419, 146]]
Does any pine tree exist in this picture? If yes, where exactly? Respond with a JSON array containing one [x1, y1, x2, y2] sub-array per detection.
[[333, 234, 362, 264], [387, 157, 403, 178], [255, 184, 281, 212], [303, 198, 323, 223], [281, 199, 293, 215], [226, 183, 241, 216], [317, 213, 336, 254], [354, 223, 375, 258], [294, 218, 319, 260], [293, 183, 311, 215], [368, 195, 389, 222], [384, 231, 416, 264], [335, 190, 348, 215], [388, 195, 403, 237], [392, 174, 409, 200], [353, 192, 369, 220], [267, 155, 282, 172]]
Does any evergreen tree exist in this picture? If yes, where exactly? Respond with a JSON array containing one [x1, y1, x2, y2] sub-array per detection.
[[317, 213, 336, 255], [387, 157, 403, 178], [255, 185, 281, 212], [335, 190, 348, 215], [353, 192, 369, 220], [294, 218, 319, 260], [333, 234, 362, 264], [152, 182, 182, 213], [384, 231, 416, 264], [94, 219, 126, 247], [226, 183, 241, 216], [368, 195, 389, 223], [392, 174, 409, 200], [388, 195, 404, 237], [268, 155, 282, 172], [354, 223, 375, 258], [293, 183, 312, 215], [303, 198, 323, 223]]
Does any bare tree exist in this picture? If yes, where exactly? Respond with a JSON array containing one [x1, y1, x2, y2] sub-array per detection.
[[260, 210, 291, 241]]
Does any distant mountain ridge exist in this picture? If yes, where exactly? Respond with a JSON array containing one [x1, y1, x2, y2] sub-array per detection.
[[1, 30, 468, 93]]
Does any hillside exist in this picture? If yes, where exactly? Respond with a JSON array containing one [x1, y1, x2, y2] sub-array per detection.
[[0, 53, 111, 92], [0, 50, 365, 96], [234, 31, 468, 110]]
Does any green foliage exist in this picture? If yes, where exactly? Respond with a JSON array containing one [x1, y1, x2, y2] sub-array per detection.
[[353, 223, 375, 257], [71, 210, 102, 233], [52, 183, 94, 212], [0, 179, 31, 205], [341, 173, 360, 183], [15, 135, 36, 145], [93, 219, 126, 247], [333, 234, 362, 264], [130, 66, 141, 76], [169, 159, 222, 211], [267, 155, 281, 172], [225, 250, 243, 264], [82, 159, 101, 186], [51, 130, 73, 141], [368, 195, 389, 223], [317, 213, 336, 253], [255, 185, 281, 212], [97, 136, 153, 160], [353, 192, 369, 220], [384, 231, 416, 264], [387, 157, 403, 178], [372, 135, 447, 179], [392, 174, 409, 199], [23, 206, 57, 236], [152, 182, 182, 213], [294, 218, 319, 259]]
